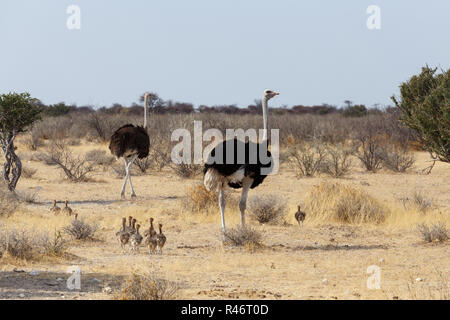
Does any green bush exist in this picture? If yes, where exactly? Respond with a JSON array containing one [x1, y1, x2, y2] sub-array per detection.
[[392, 66, 449, 163]]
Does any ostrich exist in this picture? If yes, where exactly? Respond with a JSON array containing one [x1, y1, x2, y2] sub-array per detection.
[[109, 93, 150, 198], [203, 89, 279, 234]]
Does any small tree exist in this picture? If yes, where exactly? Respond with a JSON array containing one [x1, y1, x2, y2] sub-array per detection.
[[392, 66, 449, 164], [0, 93, 41, 190]]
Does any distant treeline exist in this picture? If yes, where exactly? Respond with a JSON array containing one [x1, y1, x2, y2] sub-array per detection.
[[32, 93, 393, 118]]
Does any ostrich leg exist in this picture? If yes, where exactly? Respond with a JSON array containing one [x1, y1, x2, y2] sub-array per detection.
[[120, 158, 129, 199], [239, 178, 252, 228], [127, 155, 138, 198], [218, 188, 226, 234]]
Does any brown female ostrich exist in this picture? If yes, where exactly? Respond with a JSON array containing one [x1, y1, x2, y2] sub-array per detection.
[[109, 93, 150, 198]]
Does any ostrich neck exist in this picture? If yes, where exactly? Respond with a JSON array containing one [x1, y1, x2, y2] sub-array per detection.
[[262, 97, 269, 142], [144, 95, 148, 129]]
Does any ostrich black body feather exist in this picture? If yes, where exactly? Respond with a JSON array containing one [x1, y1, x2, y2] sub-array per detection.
[[109, 124, 150, 159], [203, 138, 273, 189]]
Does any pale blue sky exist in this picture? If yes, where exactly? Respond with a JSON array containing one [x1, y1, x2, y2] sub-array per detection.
[[0, 0, 449, 108]]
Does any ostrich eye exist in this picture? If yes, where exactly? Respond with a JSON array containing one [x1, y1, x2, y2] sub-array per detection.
[[267, 91, 272, 94]]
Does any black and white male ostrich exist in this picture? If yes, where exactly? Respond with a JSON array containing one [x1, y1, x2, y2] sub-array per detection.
[[203, 89, 279, 233], [109, 93, 150, 198]]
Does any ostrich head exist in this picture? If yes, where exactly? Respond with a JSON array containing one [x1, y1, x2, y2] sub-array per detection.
[[263, 89, 279, 101]]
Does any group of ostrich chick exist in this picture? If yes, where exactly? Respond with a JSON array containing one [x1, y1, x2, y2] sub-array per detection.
[[115, 216, 166, 254]]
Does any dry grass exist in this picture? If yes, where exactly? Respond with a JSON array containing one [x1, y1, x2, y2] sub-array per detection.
[[170, 163, 202, 178], [115, 273, 178, 300], [21, 167, 37, 179], [16, 189, 39, 204], [401, 191, 434, 213], [183, 184, 218, 213], [0, 226, 69, 260], [248, 195, 287, 224], [417, 223, 449, 243], [0, 181, 19, 216], [223, 226, 263, 251], [305, 182, 387, 224], [405, 271, 449, 300]]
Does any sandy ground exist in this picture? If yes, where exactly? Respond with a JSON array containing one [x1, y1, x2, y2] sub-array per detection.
[[0, 141, 449, 300]]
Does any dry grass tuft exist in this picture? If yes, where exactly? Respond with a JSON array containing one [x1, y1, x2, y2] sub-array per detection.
[[0, 181, 19, 216], [16, 188, 39, 204], [170, 163, 202, 178], [183, 184, 217, 213], [248, 195, 287, 224], [305, 182, 387, 224], [116, 273, 178, 300], [183, 184, 239, 215], [417, 223, 448, 243], [223, 226, 263, 251], [401, 191, 433, 213]]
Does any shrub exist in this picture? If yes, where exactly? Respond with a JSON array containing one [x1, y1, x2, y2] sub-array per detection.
[[248, 195, 287, 224], [42, 140, 96, 182], [287, 141, 326, 177], [353, 125, 385, 172], [22, 131, 44, 151], [305, 182, 387, 224], [39, 231, 69, 256], [223, 226, 262, 250], [43, 103, 73, 117], [21, 166, 37, 179], [133, 157, 152, 173], [417, 223, 448, 243], [37, 116, 72, 140], [382, 145, 415, 172], [0, 228, 35, 260], [0, 227, 68, 260], [322, 144, 353, 178], [392, 66, 449, 163], [342, 104, 367, 117], [87, 112, 125, 142], [63, 219, 98, 240], [117, 273, 178, 300]]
